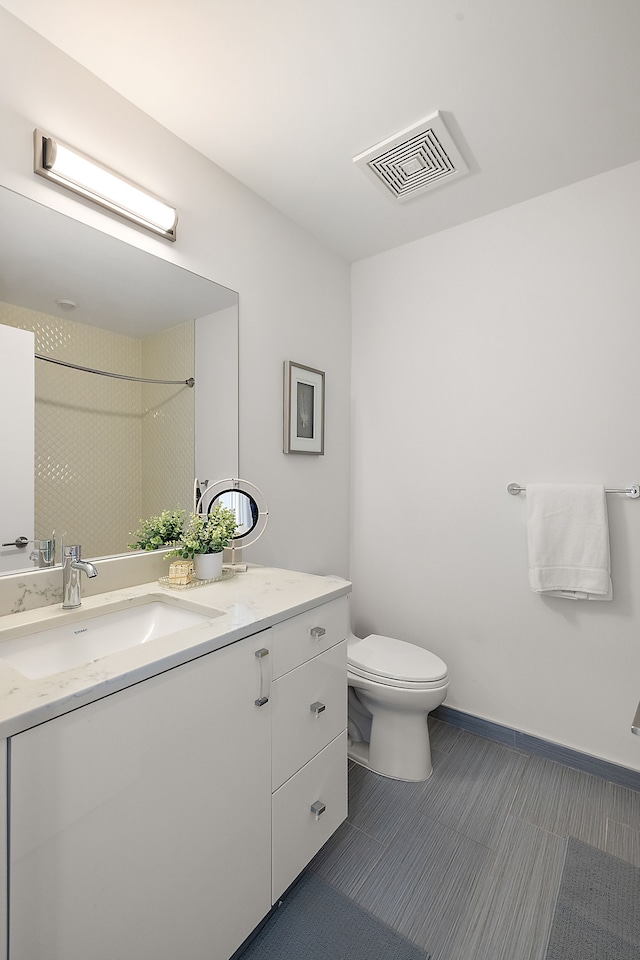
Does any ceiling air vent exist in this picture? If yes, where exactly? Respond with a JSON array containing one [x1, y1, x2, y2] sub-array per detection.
[[353, 111, 468, 202]]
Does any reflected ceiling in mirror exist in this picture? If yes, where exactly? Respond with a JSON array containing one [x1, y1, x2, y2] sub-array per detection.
[[0, 186, 236, 335], [0, 186, 239, 577]]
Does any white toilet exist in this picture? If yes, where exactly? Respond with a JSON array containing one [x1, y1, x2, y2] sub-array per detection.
[[347, 633, 449, 782]]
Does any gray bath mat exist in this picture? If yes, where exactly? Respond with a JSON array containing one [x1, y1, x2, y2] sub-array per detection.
[[239, 871, 430, 960], [545, 837, 640, 960]]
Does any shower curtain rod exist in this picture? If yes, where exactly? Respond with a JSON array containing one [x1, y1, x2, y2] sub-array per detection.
[[35, 353, 195, 387]]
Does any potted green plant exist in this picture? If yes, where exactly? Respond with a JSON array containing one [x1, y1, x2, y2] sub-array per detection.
[[169, 505, 237, 580], [128, 508, 186, 551]]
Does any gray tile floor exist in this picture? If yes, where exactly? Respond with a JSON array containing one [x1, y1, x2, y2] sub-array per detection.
[[308, 718, 640, 960]]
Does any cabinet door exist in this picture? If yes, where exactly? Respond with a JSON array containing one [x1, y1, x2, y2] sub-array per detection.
[[9, 632, 272, 960], [0, 740, 5, 960]]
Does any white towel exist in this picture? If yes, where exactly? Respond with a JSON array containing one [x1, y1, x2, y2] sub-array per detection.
[[526, 483, 612, 600]]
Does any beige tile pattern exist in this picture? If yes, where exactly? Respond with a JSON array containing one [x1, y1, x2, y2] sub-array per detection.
[[1, 304, 194, 560], [141, 320, 194, 517]]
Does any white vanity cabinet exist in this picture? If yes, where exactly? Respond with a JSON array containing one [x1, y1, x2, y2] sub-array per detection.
[[4, 587, 350, 960], [270, 596, 349, 901], [8, 630, 273, 960], [0, 740, 6, 960]]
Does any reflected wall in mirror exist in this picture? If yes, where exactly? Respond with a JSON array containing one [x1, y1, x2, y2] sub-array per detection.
[[0, 186, 239, 576]]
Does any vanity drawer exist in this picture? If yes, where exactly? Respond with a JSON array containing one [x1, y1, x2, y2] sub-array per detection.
[[272, 731, 347, 902], [271, 596, 349, 679], [271, 641, 346, 790]]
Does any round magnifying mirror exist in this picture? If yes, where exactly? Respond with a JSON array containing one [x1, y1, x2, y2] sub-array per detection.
[[207, 489, 259, 538], [197, 478, 268, 552]]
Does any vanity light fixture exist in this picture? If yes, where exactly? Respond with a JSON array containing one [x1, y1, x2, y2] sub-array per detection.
[[33, 129, 178, 241]]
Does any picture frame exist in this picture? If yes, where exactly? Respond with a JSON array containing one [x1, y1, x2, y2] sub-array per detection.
[[283, 360, 325, 455]]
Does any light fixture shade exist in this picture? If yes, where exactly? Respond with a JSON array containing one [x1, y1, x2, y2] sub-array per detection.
[[33, 129, 178, 241]]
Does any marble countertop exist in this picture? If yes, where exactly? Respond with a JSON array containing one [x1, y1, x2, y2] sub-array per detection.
[[0, 565, 351, 739]]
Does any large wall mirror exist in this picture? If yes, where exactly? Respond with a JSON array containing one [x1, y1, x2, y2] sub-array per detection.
[[0, 185, 239, 576]]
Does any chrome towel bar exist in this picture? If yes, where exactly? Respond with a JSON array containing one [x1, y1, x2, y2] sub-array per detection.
[[507, 483, 640, 499]]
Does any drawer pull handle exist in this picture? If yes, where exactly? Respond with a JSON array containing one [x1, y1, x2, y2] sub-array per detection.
[[310, 800, 326, 820], [310, 701, 326, 717], [254, 647, 271, 707], [310, 626, 326, 640]]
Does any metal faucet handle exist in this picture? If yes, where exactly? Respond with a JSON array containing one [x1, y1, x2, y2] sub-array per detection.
[[30, 537, 56, 568]]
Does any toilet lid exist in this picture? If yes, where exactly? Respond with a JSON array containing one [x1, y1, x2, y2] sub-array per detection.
[[348, 634, 448, 683]]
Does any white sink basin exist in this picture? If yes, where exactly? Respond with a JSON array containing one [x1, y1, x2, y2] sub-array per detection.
[[0, 598, 220, 679]]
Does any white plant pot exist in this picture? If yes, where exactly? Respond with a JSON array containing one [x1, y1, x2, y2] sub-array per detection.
[[194, 552, 223, 580]]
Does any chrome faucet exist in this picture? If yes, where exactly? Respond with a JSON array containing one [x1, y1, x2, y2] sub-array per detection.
[[62, 545, 98, 609]]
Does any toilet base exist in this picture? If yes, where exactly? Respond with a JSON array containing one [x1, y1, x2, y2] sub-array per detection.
[[348, 739, 434, 781], [347, 717, 434, 782]]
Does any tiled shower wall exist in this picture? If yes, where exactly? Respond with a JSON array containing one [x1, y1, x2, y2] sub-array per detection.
[[0, 303, 194, 561], [141, 320, 195, 519]]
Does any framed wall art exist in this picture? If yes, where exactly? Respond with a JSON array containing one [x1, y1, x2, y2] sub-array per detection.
[[283, 360, 325, 455]]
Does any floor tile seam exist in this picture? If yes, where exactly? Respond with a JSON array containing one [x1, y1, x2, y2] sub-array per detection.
[[344, 843, 491, 960], [601, 819, 640, 867], [317, 869, 434, 958], [413, 772, 530, 853], [567, 759, 640, 795], [348, 808, 495, 909], [439, 850, 524, 960], [351, 787, 435, 846], [431, 742, 452, 759], [344, 816, 394, 849], [509, 780, 619, 843], [408, 805, 495, 856], [308, 828, 397, 907], [505, 811, 571, 844], [606, 815, 640, 840], [452, 825, 568, 960], [473, 802, 546, 855], [448, 724, 546, 761], [523, 748, 640, 795], [309, 866, 432, 954], [604, 793, 640, 828], [509, 751, 550, 812], [500, 753, 532, 823], [538, 833, 569, 960], [311, 862, 376, 909]]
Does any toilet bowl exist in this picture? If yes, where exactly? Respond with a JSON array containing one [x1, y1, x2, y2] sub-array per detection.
[[347, 633, 448, 782]]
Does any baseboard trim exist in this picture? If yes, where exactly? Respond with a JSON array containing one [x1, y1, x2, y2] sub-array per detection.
[[432, 705, 640, 793]]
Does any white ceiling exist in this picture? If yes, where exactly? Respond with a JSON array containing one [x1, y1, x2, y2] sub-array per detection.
[[3, 0, 640, 262]]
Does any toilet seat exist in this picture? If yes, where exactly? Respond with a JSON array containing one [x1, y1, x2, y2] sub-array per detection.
[[348, 634, 448, 687]]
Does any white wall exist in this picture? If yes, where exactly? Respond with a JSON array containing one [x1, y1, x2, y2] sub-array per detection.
[[352, 160, 640, 771], [0, 7, 351, 578]]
